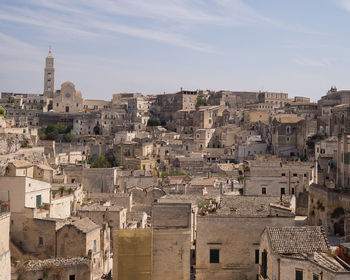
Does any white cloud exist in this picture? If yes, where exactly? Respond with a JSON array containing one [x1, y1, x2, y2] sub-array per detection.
[[293, 58, 330, 67], [335, 0, 350, 11], [0, 0, 275, 53]]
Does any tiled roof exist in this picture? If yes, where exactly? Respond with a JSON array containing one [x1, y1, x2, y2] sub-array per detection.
[[190, 177, 216, 186], [71, 217, 100, 233], [267, 226, 329, 254], [10, 160, 33, 168], [313, 252, 347, 272], [219, 195, 292, 217], [275, 114, 305, 123]]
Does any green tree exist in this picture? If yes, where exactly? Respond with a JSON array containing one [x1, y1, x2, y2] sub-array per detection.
[[147, 118, 161, 126], [90, 155, 111, 168], [45, 130, 58, 140], [0, 108, 6, 117], [64, 133, 74, 142], [57, 125, 69, 134], [196, 96, 208, 108]]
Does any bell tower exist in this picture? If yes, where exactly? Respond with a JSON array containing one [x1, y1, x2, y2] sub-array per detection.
[[44, 48, 55, 98]]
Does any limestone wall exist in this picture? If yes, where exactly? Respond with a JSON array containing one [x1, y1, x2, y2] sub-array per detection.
[[152, 228, 191, 280], [196, 215, 295, 280], [0, 212, 10, 280]]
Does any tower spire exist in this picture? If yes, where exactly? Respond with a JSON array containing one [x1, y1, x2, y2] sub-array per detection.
[[44, 49, 55, 98]]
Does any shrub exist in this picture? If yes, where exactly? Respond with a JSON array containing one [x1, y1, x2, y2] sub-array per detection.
[[196, 96, 208, 108], [0, 108, 6, 117], [147, 118, 161, 126], [63, 133, 74, 142], [90, 155, 111, 168]]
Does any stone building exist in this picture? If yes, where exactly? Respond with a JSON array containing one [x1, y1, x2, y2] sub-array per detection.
[[258, 226, 350, 280], [330, 104, 350, 136], [336, 133, 350, 190], [243, 159, 314, 197], [153, 90, 198, 120], [271, 114, 317, 157], [56, 217, 109, 278], [195, 195, 296, 280], [113, 203, 193, 280], [1, 92, 44, 126], [235, 140, 268, 162], [308, 183, 349, 236], [0, 176, 51, 213], [194, 128, 215, 151], [0, 210, 10, 280], [82, 168, 118, 193], [83, 99, 112, 112], [193, 105, 226, 129], [52, 82, 83, 113], [208, 91, 259, 107], [12, 257, 93, 280], [5, 160, 34, 177], [258, 91, 289, 108], [78, 204, 127, 231], [318, 86, 350, 109], [152, 203, 193, 280], [243, 109, 270, 129]]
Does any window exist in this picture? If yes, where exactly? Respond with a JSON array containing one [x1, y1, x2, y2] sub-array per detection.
[[281, 173, 286, 176], [255, 249, 259, 264], [292, 188, 295, 195], [210, 249, 219, 263], [93, 240, 97, 252], [262, 187, 266, 195], [261, 250, 267, 278], [296, 270, 303, 280], [281, 188, 285, 195], [38, 236, 43, 246], [36, 195, 42, 209], [69, 276, 75, 280], [313, 275, 319, 280], [304, 173, 307, 177], [293, 173, 297, 177]]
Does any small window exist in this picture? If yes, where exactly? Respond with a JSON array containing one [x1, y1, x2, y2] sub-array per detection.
[[262, 187, 266, 195], [304, 173, 307, 177], [210, 249, 219, 263], [313, 275, 319, 280], [293, 173, 297, 177], [281, 173, 285, 176], [255, 249, 259, 264], [291, 188, 295, 195], [296, 270, 303, 280], [93, 240, 97, 252], [281, 188, 285, 195], [38, 236, 43, 246], [69, 276, 75, 280]]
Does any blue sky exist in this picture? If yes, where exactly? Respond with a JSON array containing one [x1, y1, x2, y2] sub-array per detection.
[[1, 0, 350, 101]]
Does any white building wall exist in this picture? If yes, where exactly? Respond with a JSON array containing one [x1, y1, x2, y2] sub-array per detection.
[[50, 195, 71, 219], [24, 177, 51, 209], [0, 213, 10, 280]]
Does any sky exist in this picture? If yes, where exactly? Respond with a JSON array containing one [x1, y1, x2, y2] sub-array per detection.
[[1, 0, 350, 101]]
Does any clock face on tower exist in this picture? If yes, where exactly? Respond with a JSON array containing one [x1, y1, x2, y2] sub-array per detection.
[[65, 93, 71, 98]]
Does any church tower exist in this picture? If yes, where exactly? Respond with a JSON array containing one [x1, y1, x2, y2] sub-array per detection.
[[44, 49, 55, 98]]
